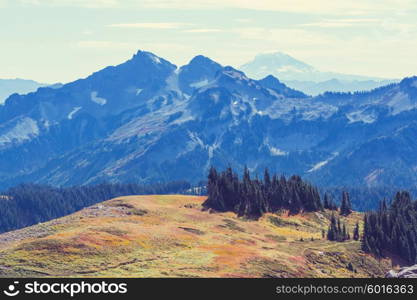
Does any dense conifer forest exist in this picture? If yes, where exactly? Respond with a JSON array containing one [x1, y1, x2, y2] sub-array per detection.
[[203, 167, 323, 219], [362, 191, 417, 265], [321, 186, 417, 212], [199, 181, 416, 211], [0, 181, 190, 233]]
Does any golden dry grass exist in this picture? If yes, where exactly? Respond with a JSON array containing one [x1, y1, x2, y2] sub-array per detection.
[[0, 195, 392, 278]]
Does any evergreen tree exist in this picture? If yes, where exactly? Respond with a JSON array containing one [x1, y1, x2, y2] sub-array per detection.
[[353, 222, 360, 241], [324, 193, 330, 209], [340, 191, 352, 216], [327, 214, 349, 242]]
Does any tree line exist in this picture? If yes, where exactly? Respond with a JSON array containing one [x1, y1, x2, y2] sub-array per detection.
[[203, 166, 324, 219], [322, 191, 353, 215], [362, 191, 417, 265], [0, 181, 191, 234], [204, 167, 357, 220], [205, 167, 417, 263], [321, 186, 417, 212]]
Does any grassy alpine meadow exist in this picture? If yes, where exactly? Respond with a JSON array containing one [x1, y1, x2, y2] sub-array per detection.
[[0, 195, 392, 278]]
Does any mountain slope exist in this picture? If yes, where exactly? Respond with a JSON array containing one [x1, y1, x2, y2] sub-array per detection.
[[1, 50, 417, 192], [240, 52, 397, 95], [0, 51, 180, 186], [0, 51, 324, 188], [0, 79, 49, 104], [0, 195, 391, 277]]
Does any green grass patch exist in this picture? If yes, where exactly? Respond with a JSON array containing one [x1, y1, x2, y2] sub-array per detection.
[[219, 219, 245, 232], [269, 216, 300, 227]]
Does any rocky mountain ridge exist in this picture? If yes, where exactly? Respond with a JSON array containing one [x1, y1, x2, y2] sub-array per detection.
[[1, 50, 417, 191]]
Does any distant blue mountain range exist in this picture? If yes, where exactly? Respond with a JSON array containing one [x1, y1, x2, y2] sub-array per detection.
[[240, 52, 398, 95], [1, 50, 417, 191], [0, 79, 50, 104]]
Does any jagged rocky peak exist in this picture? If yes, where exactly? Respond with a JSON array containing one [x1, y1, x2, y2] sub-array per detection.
[[85, 49, 177, 101], [131, 50, 169, 65], [114, 49, 178, 78], [220, 66, 248, 79], [188, 55, 221, 67], [179, 55, 223, 93], [258, 74, 307, 98]]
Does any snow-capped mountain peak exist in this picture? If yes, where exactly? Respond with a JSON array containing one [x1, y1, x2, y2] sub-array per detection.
[[240, 51, 398, 96], [241, 52, 316, 81]]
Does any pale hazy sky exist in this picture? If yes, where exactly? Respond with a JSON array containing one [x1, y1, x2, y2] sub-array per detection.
[[1, 0, 417, 83]]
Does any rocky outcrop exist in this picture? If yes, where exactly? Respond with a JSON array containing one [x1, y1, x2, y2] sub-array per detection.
[[386, 265, 417, 278]]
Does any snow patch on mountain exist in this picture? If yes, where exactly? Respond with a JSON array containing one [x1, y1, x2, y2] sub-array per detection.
[[261, 138, 288, 156], [365, 169, 384, 186], [186, 130, 221, 162], [41, 119, 51, 128], [234, 137, 242, 145], [276, 65, 309, 73], [177, 131, 201, 157], [90, 91, 107, 105], [0, 117, 39, 146], [210, 92, 220, 103], [68, 107, 82, 120], [346, 109, 376, 124], [190, 79, 209, 88], [229, 97, 250, 119], [308, 152, 339, 173], [388, 92, 413, 115], [147, 53, 161, 64], [187, 131, 205, 148], [223, 69, 248, 82], [269, 146, 288, 156]]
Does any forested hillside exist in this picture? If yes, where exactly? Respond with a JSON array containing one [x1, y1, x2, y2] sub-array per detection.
[[362, 191, 417, 265], [322, 186, 417, 212], [0, 181, 190, 233]]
